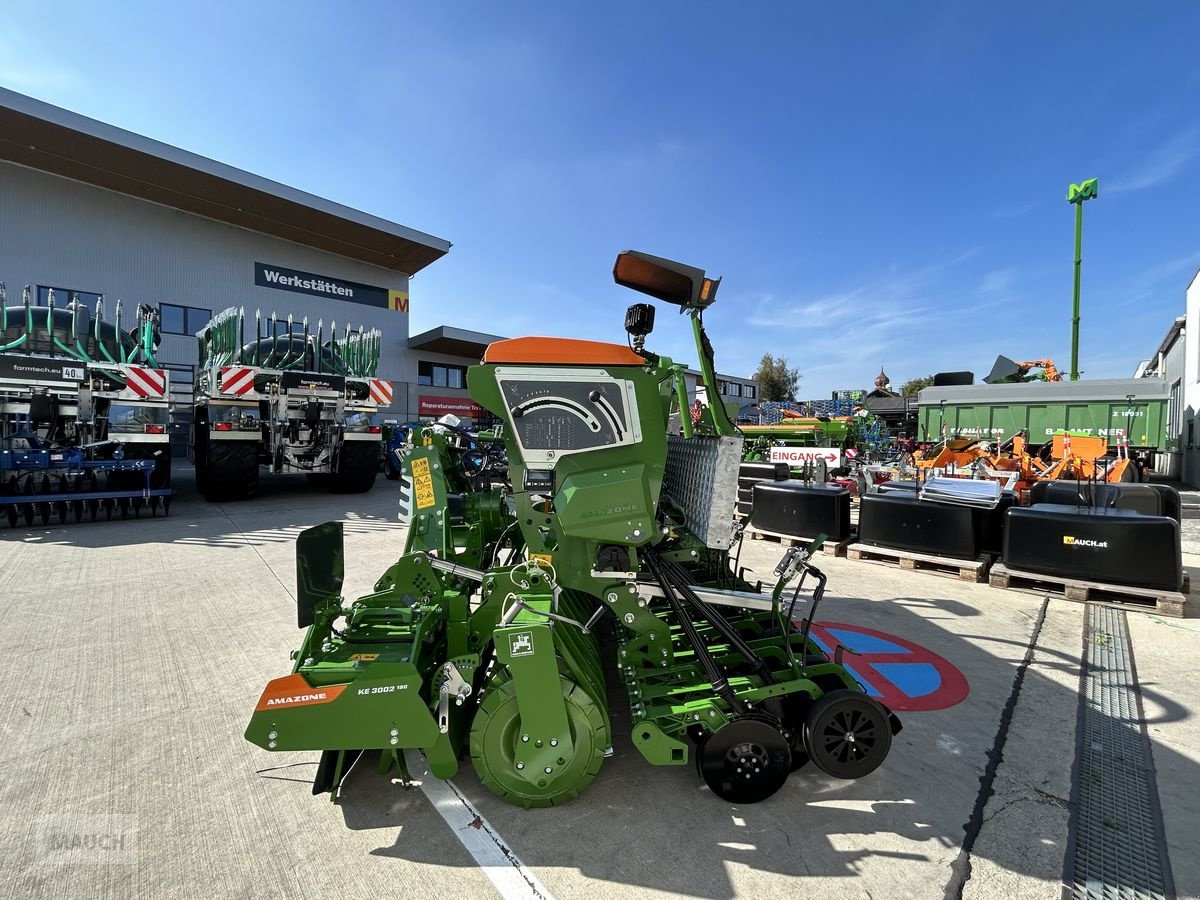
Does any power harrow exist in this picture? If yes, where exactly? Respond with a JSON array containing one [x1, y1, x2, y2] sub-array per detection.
[[246, 251, 901, 806], [0, 285, 172, 526]]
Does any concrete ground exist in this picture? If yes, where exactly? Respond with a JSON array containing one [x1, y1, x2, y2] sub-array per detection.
[[0, 468, 1197, 900]]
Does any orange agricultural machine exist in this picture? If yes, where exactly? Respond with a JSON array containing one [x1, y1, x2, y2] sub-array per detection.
[[983, 355, 1064, 384], [913, 429, 1138, 497]]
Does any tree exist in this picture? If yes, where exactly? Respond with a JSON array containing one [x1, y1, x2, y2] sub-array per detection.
[[899, 375, 935, 397], [753, 353, 801, 401]]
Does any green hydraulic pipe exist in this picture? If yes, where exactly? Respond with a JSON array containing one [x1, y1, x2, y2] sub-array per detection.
[[689, 312, 736, 436], [115, 300, 128, 363], [672, 365, 694, 439], [52, 336, 87, 360]]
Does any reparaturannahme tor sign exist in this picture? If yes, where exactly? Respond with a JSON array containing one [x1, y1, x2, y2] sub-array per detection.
[[254, 262, 408, 311]]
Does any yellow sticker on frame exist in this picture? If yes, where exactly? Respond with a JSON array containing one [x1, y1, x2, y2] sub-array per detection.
[[411, 456, 436, 509]]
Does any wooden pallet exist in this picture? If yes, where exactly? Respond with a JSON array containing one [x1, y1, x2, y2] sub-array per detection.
[[988, 562, 1187, 618], [845, 542, 992, 582], [745, 527, 852, 557]]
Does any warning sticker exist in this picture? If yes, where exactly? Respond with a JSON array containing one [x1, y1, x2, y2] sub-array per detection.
[[411, 456, 436, 509]]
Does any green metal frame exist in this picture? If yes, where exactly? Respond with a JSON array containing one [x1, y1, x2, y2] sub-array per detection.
[[245, 251, 893, 808]]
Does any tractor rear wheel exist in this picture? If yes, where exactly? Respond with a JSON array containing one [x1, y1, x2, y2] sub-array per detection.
[[470, 675, 607, 808], [331, 442, 378, 493], [204, 441, 259, 501]]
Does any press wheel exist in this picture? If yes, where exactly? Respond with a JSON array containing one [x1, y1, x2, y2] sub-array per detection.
[[803, 689, 891, 779], [696, 713, 791, 803], [470, 675, 608, 809]]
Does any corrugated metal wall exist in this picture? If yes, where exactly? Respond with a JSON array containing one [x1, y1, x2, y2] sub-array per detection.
[[0, 160, 415, 406]]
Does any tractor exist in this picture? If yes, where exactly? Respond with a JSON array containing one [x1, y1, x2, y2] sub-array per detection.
[[245, 251, 901, 806]]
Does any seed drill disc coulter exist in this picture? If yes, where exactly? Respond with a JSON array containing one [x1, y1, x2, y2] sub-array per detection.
[[245, 251, 901, 806]]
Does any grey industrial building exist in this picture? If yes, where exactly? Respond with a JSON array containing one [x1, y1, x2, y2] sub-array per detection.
[[0, 87, 491, 455], [0, 88, 761, 449]]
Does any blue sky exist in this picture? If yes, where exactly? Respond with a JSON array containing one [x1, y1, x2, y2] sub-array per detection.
[[3, 1, 1199, 395]]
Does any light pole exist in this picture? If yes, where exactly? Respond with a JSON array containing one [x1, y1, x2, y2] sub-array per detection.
[[1067, 178, 1099, 381]]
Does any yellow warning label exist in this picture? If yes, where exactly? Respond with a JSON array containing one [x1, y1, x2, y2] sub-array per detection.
[[528, 553, 553, 567], [411, 456, 436, 509]]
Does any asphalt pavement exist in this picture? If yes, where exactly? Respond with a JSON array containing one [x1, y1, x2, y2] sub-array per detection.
[[0, 467, 1196, 900]]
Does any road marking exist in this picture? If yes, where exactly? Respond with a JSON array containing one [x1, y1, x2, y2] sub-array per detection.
[[405, 751, 556, 900]]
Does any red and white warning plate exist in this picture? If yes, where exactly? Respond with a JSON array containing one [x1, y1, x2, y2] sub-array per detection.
[[124, 366, 167, 398], [369, 378, 393, 405], [220, 366, 257, 396]]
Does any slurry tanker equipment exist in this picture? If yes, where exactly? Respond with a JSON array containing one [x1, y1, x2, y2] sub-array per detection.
[[192, 307, 392, 500], [245, 251, 901, 807], [0, 284, 172, 526]]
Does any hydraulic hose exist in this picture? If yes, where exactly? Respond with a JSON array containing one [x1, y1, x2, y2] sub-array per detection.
[[643, 551, 745, 714]]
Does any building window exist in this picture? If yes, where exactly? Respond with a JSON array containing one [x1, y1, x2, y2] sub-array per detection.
[[745, 385, 756, 400], [35, 286, 103, 308], [418, 360, 468, 389], [727, 382, 742, 398], [160, 303, 213, 336]]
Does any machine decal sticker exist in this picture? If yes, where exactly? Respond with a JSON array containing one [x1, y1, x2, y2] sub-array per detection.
[[805, 622, 969, 712], [1063, 536, 1108, 549], [254, 674, 346, 711], [411, 456, 436, 509], [509, 632, 534, 657]]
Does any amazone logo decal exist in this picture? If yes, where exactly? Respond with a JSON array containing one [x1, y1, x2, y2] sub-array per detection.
[[254, 674, 345, 711]]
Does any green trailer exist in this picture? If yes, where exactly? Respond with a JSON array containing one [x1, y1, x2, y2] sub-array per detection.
[[917, 378, 1170, 466]]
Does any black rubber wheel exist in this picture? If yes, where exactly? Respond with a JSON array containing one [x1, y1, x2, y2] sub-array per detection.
[[192, 410, 210, 494], [331, 442, 378, 494], [803, 689, 892, 779], [696, 714, 792, 803], [205, 441, 259, 501]]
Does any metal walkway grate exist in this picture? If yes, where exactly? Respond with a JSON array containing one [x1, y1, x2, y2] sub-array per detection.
[[1064, 604, 1174, 900]]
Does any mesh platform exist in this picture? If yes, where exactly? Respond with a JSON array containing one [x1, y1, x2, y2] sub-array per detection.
[[662, 434, 742, 549], [1065, 604, 1174, 900]]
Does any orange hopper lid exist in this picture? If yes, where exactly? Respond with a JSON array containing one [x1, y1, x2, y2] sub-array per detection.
[[483, 337, 645, 366]]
